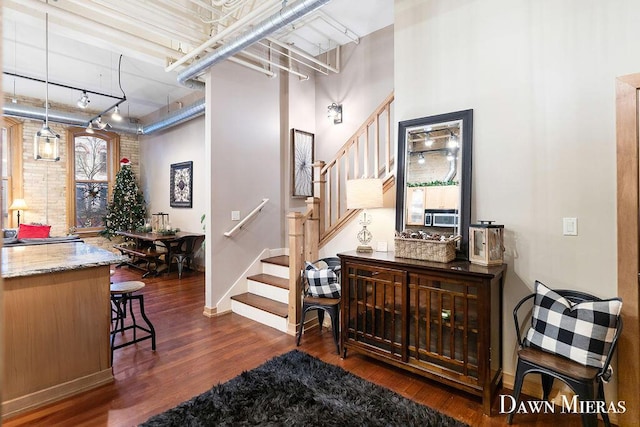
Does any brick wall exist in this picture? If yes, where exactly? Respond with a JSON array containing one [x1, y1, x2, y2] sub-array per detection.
[[8, 95, 140, 251]]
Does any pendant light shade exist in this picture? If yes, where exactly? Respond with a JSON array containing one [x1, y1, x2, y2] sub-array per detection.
[[34, 6, 60, 162]]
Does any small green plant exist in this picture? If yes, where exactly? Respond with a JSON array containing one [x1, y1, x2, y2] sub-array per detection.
[[407, 180, 459, 187]]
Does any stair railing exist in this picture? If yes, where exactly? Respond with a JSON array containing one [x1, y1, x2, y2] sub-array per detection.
[[287, 92, 395, 336]]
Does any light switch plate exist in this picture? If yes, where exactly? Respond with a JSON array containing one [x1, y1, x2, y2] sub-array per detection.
[[563, 217, 578, 236], [231, 211, 240, 221]]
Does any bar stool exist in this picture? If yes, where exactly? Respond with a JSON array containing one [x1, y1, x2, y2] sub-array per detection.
[[110, 281, 156, 363]]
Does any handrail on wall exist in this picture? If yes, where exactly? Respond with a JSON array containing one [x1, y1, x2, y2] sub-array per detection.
[[223, 198, 269, 237]]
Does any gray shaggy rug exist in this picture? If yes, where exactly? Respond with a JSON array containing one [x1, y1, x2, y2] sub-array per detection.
[[141, 350, 469, 427]]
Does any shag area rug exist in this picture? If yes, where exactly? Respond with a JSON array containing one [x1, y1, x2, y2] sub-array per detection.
[[141, 350, 468, 426]]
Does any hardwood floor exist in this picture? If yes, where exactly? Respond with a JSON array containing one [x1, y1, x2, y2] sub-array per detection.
[[3, 267, 591, 426]]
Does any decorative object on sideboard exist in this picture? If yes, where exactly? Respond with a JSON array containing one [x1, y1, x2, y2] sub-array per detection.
[[33, 1, 60, 162], [327, 103, 343, 124], [346, 178, 383, 253], [8, 199, 28, 226], [395, 231, 461, 263], [469, 220, 504, 266], [170, 161, 193, 208]]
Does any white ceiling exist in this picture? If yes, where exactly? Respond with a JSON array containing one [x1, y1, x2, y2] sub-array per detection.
[[3, 0, 393, 120]]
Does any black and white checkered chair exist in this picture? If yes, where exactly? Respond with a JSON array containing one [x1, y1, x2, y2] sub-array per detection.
[[508, 282, 623, 427], [296, 257, 341, 354]]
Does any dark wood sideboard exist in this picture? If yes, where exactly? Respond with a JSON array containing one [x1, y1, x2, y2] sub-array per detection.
[[338, 251, 506, 415]]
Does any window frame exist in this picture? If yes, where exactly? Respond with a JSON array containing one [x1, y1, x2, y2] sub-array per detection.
[[66, 127, 120, 237], [2, 118, 24, 229]]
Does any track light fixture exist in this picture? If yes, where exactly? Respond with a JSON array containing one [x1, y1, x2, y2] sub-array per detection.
[[111, 105, 122, 121], [418, 153, 426, 164], [327, 103, 342, 124], [85, 122, 95, 134], [77, 91, 90, 109]]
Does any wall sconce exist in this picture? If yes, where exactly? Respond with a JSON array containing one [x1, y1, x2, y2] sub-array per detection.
[[9, 199, 28, 226], [346, 178, 384, 252], [327, 103, 342, 124]]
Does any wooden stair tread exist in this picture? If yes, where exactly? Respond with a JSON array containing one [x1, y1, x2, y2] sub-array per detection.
[[261, 255, 289, 267], [231, 293, 288, 318], [247, 273, 288, 290]]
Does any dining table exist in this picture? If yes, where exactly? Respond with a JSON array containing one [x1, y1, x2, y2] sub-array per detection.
[[115, 230, 204, 278]]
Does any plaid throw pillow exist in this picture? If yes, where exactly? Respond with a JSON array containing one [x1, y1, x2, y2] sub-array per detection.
[[524, 281, 622, 369], [304, 262, 341, 298]]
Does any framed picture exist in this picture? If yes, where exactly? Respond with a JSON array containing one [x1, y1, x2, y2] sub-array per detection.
[[291, 129, 314, 198], [170, 161, 193, 208]]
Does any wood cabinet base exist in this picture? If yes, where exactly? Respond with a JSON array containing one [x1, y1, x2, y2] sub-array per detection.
[[339, 251, 505, 416], [2, 266, 113, 418]]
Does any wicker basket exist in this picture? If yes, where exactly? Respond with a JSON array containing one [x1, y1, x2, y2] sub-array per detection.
[[394, 237, 458, 263]]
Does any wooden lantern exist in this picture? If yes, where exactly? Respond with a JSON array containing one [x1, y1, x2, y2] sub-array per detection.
[[469, 221, 504, 266]]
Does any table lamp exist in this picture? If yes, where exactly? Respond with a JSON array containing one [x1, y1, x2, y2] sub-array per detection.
[[9, 199, 28, 226], [346, 179, 384, 253]]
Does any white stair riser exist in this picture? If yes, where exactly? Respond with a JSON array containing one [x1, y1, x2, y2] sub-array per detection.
[[231, 300, 288, 333], [247, 280, 289, 304], [261, 263, 289, 279]]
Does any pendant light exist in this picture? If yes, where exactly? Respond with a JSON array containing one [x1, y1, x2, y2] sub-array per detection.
[[33, 2, 60, 162]]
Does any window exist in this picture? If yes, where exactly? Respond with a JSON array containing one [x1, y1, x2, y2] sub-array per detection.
[[67, 128, 119, 235], [2, 118, 23, 229]]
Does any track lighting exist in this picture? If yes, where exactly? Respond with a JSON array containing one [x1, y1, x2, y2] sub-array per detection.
[[327, 103, 342, 124], [447, 134, 459, 149], [77, 91, 90, 109], [111, 105, 122, 121], [418, 153, 426, 164], [95, 116, 109, 130], [86, 122, 95, 134]]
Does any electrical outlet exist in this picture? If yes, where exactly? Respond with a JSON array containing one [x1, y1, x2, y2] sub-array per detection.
[[231, 211, 240, 221]]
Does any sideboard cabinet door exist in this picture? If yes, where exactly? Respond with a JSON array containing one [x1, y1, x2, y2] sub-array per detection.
[[343, 262, 406, 360]]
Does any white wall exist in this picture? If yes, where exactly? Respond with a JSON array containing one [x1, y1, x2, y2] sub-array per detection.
[[139, 116, 206, 231], [395, 0, 640, 394], [315, 25, 395, 161], [205, 60, 283, 310]]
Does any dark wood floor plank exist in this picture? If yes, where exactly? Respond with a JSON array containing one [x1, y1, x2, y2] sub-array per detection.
[[2, 266, 590, 426]]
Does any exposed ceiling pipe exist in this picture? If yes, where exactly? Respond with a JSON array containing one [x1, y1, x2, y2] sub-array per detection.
[[3, 103, 142, 134], [140, 99, 205, 135], [177, 0, 330, 87], [2, 99, 208, 135], [165, 0, 281, 72]]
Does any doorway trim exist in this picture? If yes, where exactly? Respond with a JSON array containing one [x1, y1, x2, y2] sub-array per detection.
[[616, 73, 640, 425]]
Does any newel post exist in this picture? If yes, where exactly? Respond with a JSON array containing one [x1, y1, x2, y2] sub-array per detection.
[[305, 197, 320, 263], [287, 212, 304, 336]]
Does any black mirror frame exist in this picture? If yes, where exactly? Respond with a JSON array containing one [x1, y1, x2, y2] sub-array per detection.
[[395, 109, 473, 260]]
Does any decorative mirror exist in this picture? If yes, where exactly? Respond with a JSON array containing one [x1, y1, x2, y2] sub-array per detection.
[[395, 109, 473, 259]]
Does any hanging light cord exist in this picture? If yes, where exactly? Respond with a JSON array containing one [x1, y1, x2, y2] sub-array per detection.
[[117, 54, 126, 100], [44, 6, 50, 127]]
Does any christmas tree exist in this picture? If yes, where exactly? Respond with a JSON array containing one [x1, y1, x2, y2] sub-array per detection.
[[100, 158, 146, 239]]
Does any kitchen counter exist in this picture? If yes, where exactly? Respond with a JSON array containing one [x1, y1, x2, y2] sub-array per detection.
[[2, 242, 124, 418], [2, 241, 125, 278]]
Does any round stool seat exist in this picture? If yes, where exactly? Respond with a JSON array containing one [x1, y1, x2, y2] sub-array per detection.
[[110, 281, 145, 294]]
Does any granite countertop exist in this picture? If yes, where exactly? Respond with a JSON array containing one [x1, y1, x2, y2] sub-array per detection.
[[2, 242, 127, 278]]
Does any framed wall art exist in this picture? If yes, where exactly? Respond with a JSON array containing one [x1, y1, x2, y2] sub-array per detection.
[[291, 129, 314, 198], [170, 161, 193, 208]]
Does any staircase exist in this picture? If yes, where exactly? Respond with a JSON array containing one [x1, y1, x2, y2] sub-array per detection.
[[230, 255, 290, 332], [229, 92, 395, 334]]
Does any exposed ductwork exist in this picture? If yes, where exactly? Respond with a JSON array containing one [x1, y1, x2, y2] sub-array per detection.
[[177, 0, 330, 87], [443, 155, 457, 182], [3, 99, 205, 135], [2, 103, 142, 134], [141, 99, 205, 135]]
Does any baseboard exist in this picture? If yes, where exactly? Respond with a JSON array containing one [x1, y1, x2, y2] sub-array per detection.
[[2, 369, 113, 419]]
